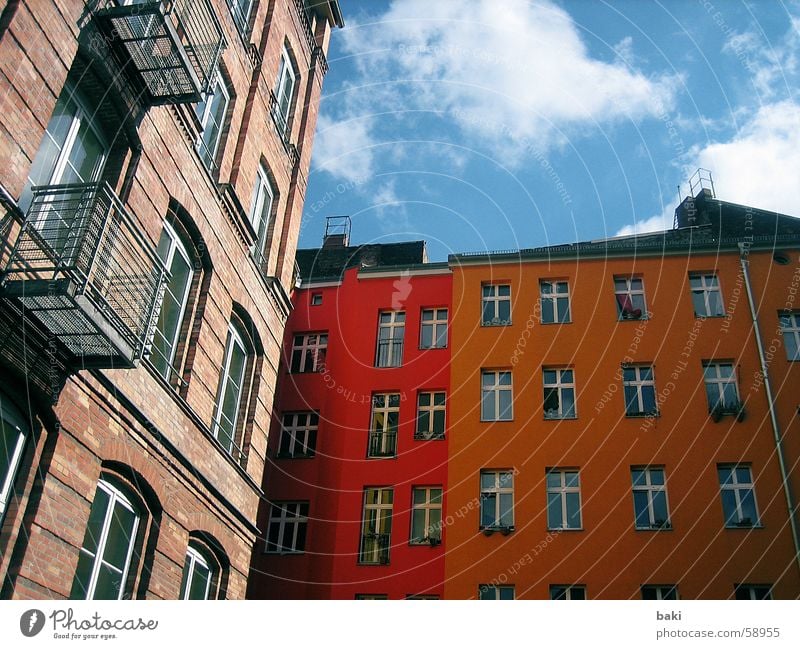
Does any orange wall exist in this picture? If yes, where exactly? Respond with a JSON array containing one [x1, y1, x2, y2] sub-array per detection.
[[444, 249, 800, 599]]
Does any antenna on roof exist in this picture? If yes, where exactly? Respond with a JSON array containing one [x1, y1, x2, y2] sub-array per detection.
[[323, 215, 351, 248]]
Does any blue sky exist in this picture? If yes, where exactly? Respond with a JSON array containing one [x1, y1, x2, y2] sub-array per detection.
[[300, 0, 800, 261]]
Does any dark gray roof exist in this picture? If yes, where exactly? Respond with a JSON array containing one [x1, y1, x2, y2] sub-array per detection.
[[295, 241, 427, 282]]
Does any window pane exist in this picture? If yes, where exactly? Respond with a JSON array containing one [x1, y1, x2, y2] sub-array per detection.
[[497, 300, 510, 322], [739, 490, 757, 523], [433, 410, 445, 434], [480, 494, 496, 527], [541, 300, 554, 323], [642, 387, 656, 413], [481, 473, 496, 490], [566, 493, 581, 528], [547, 492, 562, 528], [652, 490, 668, 522], [481, 391, 495, 420], [735, 467, 751, 483], [633, 491, 649, 527], [92, 563, 124, 600], [557, 298, 570, 322], [499, 587, 514, 600], [102, 502, 137, 570], [80, 484, 110, 557], [721, 490, 737, 524], [70, 552, 94, 600], [691, 292, 706, 315], [499, 493, 513, 526], [188, 562, 211, 600], [421, 324, 433, 348], [411, 509, 426, 541], [498, 391, 512, 420]]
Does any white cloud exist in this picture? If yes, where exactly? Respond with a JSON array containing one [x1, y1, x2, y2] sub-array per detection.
[[616, 100, 800, 236], [312, 113, 376, 183], [320, 0, 678, 181]]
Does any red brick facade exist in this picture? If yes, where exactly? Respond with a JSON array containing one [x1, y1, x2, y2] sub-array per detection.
[[0, 0, 342, 599]]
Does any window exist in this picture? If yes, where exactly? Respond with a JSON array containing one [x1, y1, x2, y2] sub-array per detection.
[[481, 284, 511, 326], [406, 594, 439, 600], [641, 585, 678, 600], [632, 467, 670, 529], [410, 487, 443, 544], [151, 222, 194, 382], [0, 396, 28, 523], [20, 86, 108, 214], [195, 69, 229, 171], [359, 488, 393, 564], [550, 585, 586, 600], [481, 370, 513, 421], [420, 308, 448, 348], [265, 502, 309, 553], [415, 392, 446, 440], [212, 323, 250, 458], [273, 46, 296, 135], [779, 312, 800, 360], [540, 280, 571, 323], [290, 333, 327, 373], [355, 594, 388, 600], [623, 365, 657, 416], [543, 368, 576, 419], [735, 584, 772, 600], [311, 293, 323, 306], [690, 273, 724, 317], [229, 0, 254, 37], [248, 164, 275, 265], [179, 545, 217, 600], [546, 469, 581, 530], [614, 277, 647, 319], [71, 480, 141, 600], [480, 470, 514, 530], [375, 311, 405, 367], [478, 585, 514, 600], [278, 412, 318, 458], [368, 394, 399, 457], [718, 465, 759, 528], [703, 362, 740, 413]]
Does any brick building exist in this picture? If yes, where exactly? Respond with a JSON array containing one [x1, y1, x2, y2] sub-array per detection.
[[0, 0, 342, 599], [251, 184, 800, 599]]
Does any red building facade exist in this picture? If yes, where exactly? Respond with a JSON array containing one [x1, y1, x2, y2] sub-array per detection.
[[249, 235, 452, 598]]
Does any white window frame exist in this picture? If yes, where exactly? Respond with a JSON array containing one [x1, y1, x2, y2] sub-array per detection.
[[481, 370, 513, 421], [479, 470, 514, 530], [703, 362, 740, 412], [360, 488, 393, 564], [152, 221, 194, 380], [735, 584, 772, 600], [368, 393, 400, 457], [478, 585, 515, 600], [420, 308, 448, 348], [622, 365, 657, 416], [278, 412, 318, 458], [542, 368, 576, 419], [779, 312, 800, 360], [631, 467, 670, 529], [550, 585, 587, 600], [21, 88, 108, 217], [375, 310, 405, 368], [614, 276, 647, 320], [540, 280, 571, 324], [690, 273, 724, 317], [77, 480, 140, 600], [290, 332, 328, 373], [265, 502, 309, 554], [249, 163, 274, 262], [481, 284, 511, 326], [212, 323, 248, 455], [274, 46, 296, 135], [410, 486, 443, 544], [718, 464, 760, 527], [196, 69, 230, 171], [641, 585, 679, 600], [180, 545, 213, 600], [0, 399, 27, 521], [229, 0, 254, 36], [415, 391, 446, 440], [546, 469, 582, 530]]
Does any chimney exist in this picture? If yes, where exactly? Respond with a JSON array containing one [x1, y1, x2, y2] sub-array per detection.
[[322, 215, 351, 248]]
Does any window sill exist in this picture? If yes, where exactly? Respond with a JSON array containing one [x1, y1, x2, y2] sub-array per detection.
[[548, 527, 583, 532], [540, 321, 573, 325], [617, 316, 650, 322], [414, 433, 446, 441], [724, 523, 763, 530], [635, 525, 672, 531], [625, 412, 660, 418], [366, 455, 397, 460], [480, 418, 514, 423], [480, 526, 515, 535], [544, 415, 577, 421], [275, 453, 316, 460], [481, 322, 512, 327], [694, 314, 726, 319], [419, 345, 448, 351]]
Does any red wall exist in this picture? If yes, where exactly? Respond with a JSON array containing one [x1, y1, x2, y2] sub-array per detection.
[[250, 266, 452, 598]]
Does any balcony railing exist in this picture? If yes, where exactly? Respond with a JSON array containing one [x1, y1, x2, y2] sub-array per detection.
[[359, 532, 390, 565], [2, 183, 168, 368], [367, 430, 397, 458], [91, 0, 225, 105], [375, 338, 403, 368]]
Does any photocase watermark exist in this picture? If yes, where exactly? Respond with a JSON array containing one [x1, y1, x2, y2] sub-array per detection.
[[19, 608, 158, 641]]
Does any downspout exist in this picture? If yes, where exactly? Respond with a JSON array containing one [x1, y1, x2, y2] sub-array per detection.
[[739, 243, 800, 574]]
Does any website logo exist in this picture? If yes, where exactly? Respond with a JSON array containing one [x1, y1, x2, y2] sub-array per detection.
[[20, 609, 45, 637]]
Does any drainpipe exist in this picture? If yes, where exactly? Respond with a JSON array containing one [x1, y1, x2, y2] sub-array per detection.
[[739, 243, 800, 575]]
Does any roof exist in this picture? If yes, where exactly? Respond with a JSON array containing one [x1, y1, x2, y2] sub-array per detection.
[[451, 193, 800, 264], [295, 241, 427, 282]]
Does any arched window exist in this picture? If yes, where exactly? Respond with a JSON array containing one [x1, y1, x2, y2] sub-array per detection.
[[211, 309, 261, 464], [273, 44, 297, 135], [0, 394, 28, 524], [71, 478, 143, 600], [180, 542, 219, 599], [152, 221, 194, 382]]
